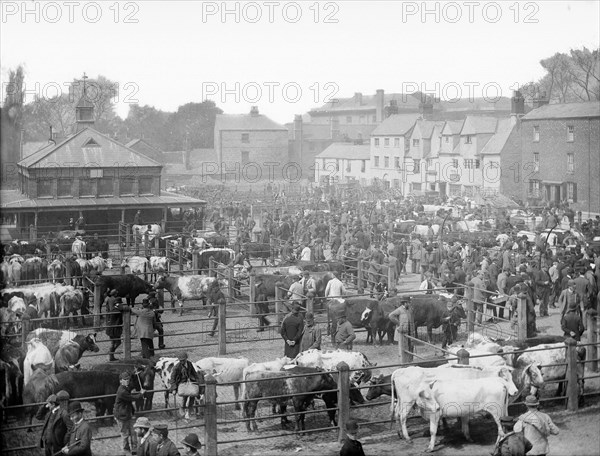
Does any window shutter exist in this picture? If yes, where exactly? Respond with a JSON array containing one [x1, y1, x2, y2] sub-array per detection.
[[572, 183, 577, 203]]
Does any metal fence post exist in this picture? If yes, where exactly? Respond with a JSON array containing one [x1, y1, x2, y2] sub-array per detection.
[[123, 307, 132, 359], [587, 311, 598, 372], [218, 298, 227, 356], [249, 271, 256, 316], [517, 295, 527, 342], [275, 286, 282, 325], [93, 285, 102, 328], [565, 337, 579, 411], [337, 362, 350, 443], [204, 373, 218, 456]]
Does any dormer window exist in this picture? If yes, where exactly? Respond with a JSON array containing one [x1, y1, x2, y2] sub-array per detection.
[[83, 138, 100, 148]]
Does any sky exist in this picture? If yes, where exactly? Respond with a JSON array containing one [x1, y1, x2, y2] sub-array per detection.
[[1, 0, 599, 125]]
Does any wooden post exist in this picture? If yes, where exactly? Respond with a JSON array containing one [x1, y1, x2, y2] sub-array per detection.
[[399, 332, 410, 363], [457, 348, 470, 365], [157, 288, 166, 312], [21, 316, 30, 351], [388, 263, 394, 292], [123, 307, 132, 359], [565, 337, 579, 411], [517, 295, 527, 342], [209, 257, 215, 278], [587, 311, 598, 372], [178, 245, 183, 272], [204, 373, 218, 456], [337, 362, 350, 443], [227, 266, 234, 299], [134, 228, 139, 255], [275, 286, 282, 325], [466, 292, 474, 335], [357, 259, 363, 294], [192, 251, 199, 275], [218, 298, 227, 356], [93, 285, 102, 328], [249, 271, 256, 316], [306, 294, 314, 315], [144, 232, 150, 257], [154, 236, 159, 256], [126, 224, 131, 249]]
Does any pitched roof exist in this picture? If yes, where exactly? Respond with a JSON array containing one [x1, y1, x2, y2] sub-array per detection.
[[315, 143, 370, 160], [460, 116, 498, 135], [310, 92, 425, 114], [18, 127, 162, 168], [522, 101, 600, 120], [414, 120, 445, 139], [22, 141, 52, 158], [479, 118, 515, 155], [440, 97, 511, 112], [371, 113, 421, 136], [441, 120, 465, 135], [215, 113, 287, 131]]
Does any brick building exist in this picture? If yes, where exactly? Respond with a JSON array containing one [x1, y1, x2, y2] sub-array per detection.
[[214, 106, 289, 182], [500, 99, 600, 214]]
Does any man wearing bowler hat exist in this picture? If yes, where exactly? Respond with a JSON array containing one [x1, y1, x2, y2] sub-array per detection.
[[181, 433, 202, 455], [340, 419, 365, 456], [61, 401, 92, 455], [152, 424, 179, 456], [491, 416, 532, 456], [37, 394, 69, 456], [280, 302, 304, 358], [514, 396, 559, 456], [133, 417, 156, 456]]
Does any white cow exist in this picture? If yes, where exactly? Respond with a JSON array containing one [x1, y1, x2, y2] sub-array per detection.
[[294, 349, 376, 383], [132, 224, 162, 241], [242, 357, 294, 380], [122, 256, 148, 275], [23, 338, 54, 385], [193, 357, 250, 410], [90, 255, 112, 273], [8, 296, 26, 316], [148, 256, 169, 282]]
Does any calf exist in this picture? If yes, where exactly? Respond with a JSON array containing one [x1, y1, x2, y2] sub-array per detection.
[[243, 366, 337, 432], [22, 364, 59, 426], [148, 256, 169, 282]]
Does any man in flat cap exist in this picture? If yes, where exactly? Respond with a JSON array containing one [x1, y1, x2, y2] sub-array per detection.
[[133, 417, 156, 456], [340, 419, 365, 456], [153, 424, 180, 456], [514, 396, 559, 456]]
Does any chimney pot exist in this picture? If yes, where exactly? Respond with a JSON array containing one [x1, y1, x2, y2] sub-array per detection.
[[354, 92, 363, 105], [250, 106, 259, 116]]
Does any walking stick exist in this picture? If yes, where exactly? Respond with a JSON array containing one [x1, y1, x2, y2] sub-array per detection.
[[52, 439, 80, 456]]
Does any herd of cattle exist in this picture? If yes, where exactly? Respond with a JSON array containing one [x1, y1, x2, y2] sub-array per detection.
[[0, 319, 588, 451]]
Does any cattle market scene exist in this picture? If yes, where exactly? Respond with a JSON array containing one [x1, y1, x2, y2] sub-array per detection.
[[1, 2, 600, 456]]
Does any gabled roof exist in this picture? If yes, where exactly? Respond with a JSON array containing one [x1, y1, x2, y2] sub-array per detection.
[[315, 143, 370, 160], [22, 141, 53, 158], [413, 120, 445, 139], [479, 118, 515, 155], [441, 120, 464, 136], [18, 127, 162, 168], [371, 113, 420, 136], [215, 113, 287, 131], [310, 92, 425, 114], [522, 101, 600, 120], [460, 116, 498, 135]]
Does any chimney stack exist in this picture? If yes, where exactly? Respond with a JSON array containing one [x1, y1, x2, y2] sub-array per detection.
[[385, 100, 398, 118], [354, 92, 363, 105], [419, 99, 434, 120], [511, 90, 525, 124], [293, 114, 303, 140], [250, 106, 259, 116], [375, 89, 385, 123], [49, 126, 55, 145]]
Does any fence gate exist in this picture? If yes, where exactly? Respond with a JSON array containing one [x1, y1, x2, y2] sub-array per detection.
[[118, 222, 130, 257]]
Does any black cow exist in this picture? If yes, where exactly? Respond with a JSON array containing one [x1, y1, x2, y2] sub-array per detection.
[[1, 291, 25, 308], [408, 294, 467, 343], [54, 370, 120, 417], [64, 256, 82, 287], [327, 297, 379, 344], [93, 274, 153, 309], [300, 261, 345, 276], [243, 243, 271, 266], [255, 274, 297, 300], [92, 359, 155, 411], [85, 237, 110, 259], [198, 249, 234, 274], [494, 335, 566, 349], [243, 366, 337, 432], [205, 234, 229, 248], [369, 297, 403, 345]]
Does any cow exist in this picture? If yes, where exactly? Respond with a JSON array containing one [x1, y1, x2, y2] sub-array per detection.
[[154, 275, 224, 316], [54, 370, 120, 417], [390, 364, 517, 449], [154, 357, 206, 411], [254, 274, 296, 300], [9, 259, 22, 286], [93, 274, 154, 308], [0, 308, 22, 347], [54, 333, 99, 372], [26, 329, 84, 356], [193, 357, 249, 410], [8, 296, 26, 316], [242, 357, 294, 381], [405, 294, 467, 343], [132, 224, 162, 242], [22, 364, 59, 426], [197, 248, 235, 274], [91, 359, 155, 411], [122, 256, 148, 276], [64, 256, 83, 287], [71, 238, 86, 259], [369, 297, 403, 344], [294, 349, 375, 385], [23, 338, 54, 385], [90, 255, 112, 274], [59, 289, 85, 327], [47, 259, 65, 283], [148, 256, 169, 282], [243, 366, 338, 432], [327, 297, 380, 344], [242, 243, 272, 266]]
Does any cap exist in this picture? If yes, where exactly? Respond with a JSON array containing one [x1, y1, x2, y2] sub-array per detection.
[[148, 291, 157, 296], [120, 371, 131, 380], [56, 390, 70, 401], [181, 433, 202, 450], [110, 289, 118, 296], [67, 401, 84, 415], [153, 424, 169, 437], [524, 395, 539, 407], [305, 312, 314, 321], [346, 420, 359, 433], [500, 416, 514, 425], [178, 352, 188, 361], [142, 299, 150, 307], [46, 394, 57, 404], [134, 417, 151, 429]]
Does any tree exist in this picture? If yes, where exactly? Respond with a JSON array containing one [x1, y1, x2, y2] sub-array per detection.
[[1, 65, 25, 181], [569, 47, 600, 101], [164, 100, 222, 150], [540, 52, 575, 103]]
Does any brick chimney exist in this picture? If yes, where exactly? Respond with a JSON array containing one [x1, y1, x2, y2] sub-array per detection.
[[250, 106, 259, 116], [330, 118, 340, 140], [293, 114, 303, 140], [511, 90, 525, 115], [354, 92, 363, 105], [375, 89, 385, 123], [419, 100, 434, 120], [532, 91, 549, 109]]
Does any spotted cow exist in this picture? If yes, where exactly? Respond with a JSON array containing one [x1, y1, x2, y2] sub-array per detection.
[[154, 274, 226, 316]]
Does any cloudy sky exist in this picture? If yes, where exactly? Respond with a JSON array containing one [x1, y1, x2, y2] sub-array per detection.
[[1, 1, 599, 124]]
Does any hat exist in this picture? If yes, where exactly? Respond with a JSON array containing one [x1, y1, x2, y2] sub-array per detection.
[[568, 279, 576, 286], [110, 289, 118, 296], [142, 299, 150, 307], [134, 417, 151, 429], [346, 420, 359, 433], [153, 424, 169, 437], [115, 297, 123, 303], [120, 371, 131, 380], [292, 302, 302, 312], [178, 352, 188, 361], [524, 395, 539, 407], [500, 416, 514, 425], [56, 390, 70, 401], [520, 273, 530, 281], [67, 401, 84, 415], [46, 394, 57, 404], [303, 270, 310, 276], [181, 433, 202, 450]]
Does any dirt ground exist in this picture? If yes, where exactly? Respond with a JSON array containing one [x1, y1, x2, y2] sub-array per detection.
[[4, 268, 600, 456]]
